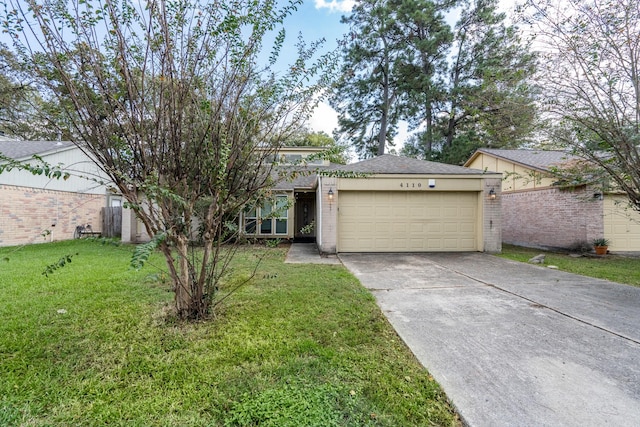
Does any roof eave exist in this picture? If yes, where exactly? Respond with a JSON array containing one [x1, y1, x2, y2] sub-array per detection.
[[470, 149, 551, 173]]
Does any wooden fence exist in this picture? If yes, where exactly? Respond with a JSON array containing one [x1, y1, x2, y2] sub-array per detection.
[[102, 206, 122, 238]]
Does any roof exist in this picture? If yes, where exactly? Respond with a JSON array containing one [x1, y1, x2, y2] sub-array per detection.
[[272, 167, 318, 190], [271, 163, 345, 190], [0, 140, 76, 160], [333, 154, 496, 175], [466, 148, 583, 172]]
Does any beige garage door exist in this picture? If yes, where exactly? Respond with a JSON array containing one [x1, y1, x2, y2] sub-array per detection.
[[338, 191, 478, 252], [603, 196, 640, 251]]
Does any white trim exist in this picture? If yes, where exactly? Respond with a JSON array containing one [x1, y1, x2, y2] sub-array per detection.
[[317, 175, 323, 248]]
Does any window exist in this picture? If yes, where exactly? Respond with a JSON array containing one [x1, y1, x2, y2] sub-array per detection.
[[260, 200, 273, 234], [274, 196, 288, 234], [244, 207, 257, 234], [244, 195, 288, 236]]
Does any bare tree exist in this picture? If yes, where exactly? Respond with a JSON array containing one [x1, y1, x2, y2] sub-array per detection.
[[522, 0, 640, 210], [2, 0, 336, 320]]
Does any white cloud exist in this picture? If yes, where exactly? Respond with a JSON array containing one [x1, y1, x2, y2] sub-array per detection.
[[309, 101, 339, 136], [309, 101, 411, 156], [314, 0, 355, 13]]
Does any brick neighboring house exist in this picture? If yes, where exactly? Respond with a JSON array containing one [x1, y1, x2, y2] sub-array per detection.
[[465, 148, 640, 253], [0, 139, 119, 247]]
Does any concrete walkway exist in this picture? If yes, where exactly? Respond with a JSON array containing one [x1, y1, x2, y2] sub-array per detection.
[[284, 243, 341, 264], [339, 252, 640, 427]]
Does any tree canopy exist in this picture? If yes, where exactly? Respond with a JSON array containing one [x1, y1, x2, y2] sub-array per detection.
[[282, 128, 348, 163], [521, 0, 640, 211], [1, 0, 336, 320], [330, 0, 404, 158], [332, 0, 538, 163], [0, 46, 70, 140]]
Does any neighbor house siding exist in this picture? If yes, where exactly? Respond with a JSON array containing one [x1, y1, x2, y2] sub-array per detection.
[[502, 187, 603, 249], [603, 195, 640, 252], [467, 154, 555, 192], [0, 147, 109, 195], [0, 184, 104, 247]]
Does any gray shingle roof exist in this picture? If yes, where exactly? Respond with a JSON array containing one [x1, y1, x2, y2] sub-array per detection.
[[271, 164, 345, 190], [0, 140, 76, 160], [272, 167, 318, 190], [476, 148, 582, 171], [333, 154, 494, 175]]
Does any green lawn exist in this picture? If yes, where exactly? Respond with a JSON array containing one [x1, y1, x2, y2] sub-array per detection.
[[498, 244, 640, 287], [0, 240, 459, 426]]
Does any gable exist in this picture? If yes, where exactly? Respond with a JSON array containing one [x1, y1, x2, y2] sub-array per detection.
[[0, 141, 110, 195], [466, 151, 555, 192]]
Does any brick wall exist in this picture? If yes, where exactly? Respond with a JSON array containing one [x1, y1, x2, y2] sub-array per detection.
[[483, 178, 502, 253], [502, 187, 603, 250], [0, 184, 104, 247], [317, 176, 337, 254]]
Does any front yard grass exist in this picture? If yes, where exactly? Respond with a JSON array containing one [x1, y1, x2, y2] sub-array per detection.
[[498, 244, 640, 287], [0, 240, 459, 426]]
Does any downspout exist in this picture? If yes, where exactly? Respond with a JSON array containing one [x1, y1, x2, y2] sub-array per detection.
[[317, 175, 323, 249]]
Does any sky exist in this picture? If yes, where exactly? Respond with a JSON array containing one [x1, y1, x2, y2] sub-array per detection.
[[279, 1, 354, 136]]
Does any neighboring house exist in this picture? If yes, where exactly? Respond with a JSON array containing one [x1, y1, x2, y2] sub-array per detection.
[[465, 148, 640, 253], [123, 147, 503, 253], [0, 140, 120, 247]]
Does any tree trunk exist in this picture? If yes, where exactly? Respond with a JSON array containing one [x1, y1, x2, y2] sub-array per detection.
[[378, 104, 388, 156], [174, 235, 193, 319], [425, 101, 433, 155], [445, 110, 456, 148], [377, 44, 391, 156]]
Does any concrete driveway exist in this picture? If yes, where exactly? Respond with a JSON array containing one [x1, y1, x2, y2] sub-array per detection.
[[338, 253, 640, 427]]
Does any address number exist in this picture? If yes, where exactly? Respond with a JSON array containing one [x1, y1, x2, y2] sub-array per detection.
[[400, 182, 422, 188]]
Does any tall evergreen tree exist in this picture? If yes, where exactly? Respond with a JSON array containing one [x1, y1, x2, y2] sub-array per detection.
[[435, 0, 538, 164], [330, 0, 403, 158], [393, 0, 454, 157], [336, 0, 537, 163]]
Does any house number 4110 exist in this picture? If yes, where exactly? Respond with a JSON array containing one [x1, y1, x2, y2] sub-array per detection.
[[400, 183, 422, 188]]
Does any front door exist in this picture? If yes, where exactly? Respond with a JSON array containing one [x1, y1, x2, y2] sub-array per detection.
[[294, 192, 316, 241]]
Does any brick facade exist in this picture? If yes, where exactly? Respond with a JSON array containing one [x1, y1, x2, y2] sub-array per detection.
[[483, 178, 502, 253], [502, 187, 603, 250], [0, 184, 104, 247], [317, 176, 337, 254]]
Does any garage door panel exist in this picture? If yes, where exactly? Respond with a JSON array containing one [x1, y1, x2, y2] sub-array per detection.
[[427, 223, 442, 232], [460, 238, 475, 249], [460, 223, 475, 233], [443, 207, 459, 217], [392, 223, 407, 233], [409, 239, 425, 249], [443, 222, 459, 233], [603, 196, 640, 251], [338, 191, 478, 252], [460, 207, 475, 217], [427, 207, 441, 216]]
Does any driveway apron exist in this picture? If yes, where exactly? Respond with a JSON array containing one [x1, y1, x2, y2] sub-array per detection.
[[338, 253, 640, 427]]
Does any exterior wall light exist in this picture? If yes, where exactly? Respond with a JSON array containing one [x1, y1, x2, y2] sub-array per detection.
[[328, 188, 334, 200], [489, 188, 497, 200]]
